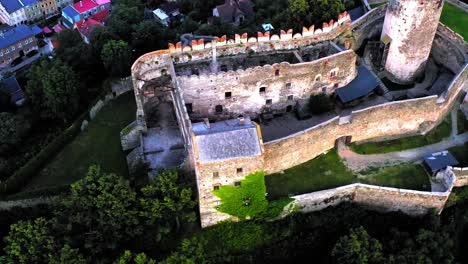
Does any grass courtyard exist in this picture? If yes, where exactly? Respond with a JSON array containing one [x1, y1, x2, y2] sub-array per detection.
[[21, 92, 136, 192], [441, 3, 468, 40], [349, 116, 452, 155], [265, 150, 430, 200]]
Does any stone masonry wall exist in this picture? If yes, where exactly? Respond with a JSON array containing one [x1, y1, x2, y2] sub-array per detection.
[[196, 155, 265, 228], [293, 183, 450, 216], [264, 63, 468, 174], [178, 50, 357, 119], [452, 167, 468, 187]]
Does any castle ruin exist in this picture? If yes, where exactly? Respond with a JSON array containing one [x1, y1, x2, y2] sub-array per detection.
[[122, 2, 468, 228]]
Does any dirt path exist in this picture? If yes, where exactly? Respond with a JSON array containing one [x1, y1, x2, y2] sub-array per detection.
[[338, 132, 468, 171]]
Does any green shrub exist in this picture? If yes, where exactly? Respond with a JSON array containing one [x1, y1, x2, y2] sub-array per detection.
[[309, 93, 333, 114]]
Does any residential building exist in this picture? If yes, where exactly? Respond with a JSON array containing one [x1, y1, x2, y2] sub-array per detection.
[[61, 0, 111, 28], [0, 24, 41, 67], [74, 9, 108, 43], [213, 0, 254, 26], [153, 2, 180, 27], [0, 0, 73, 26], [0, 76, 25, 106]]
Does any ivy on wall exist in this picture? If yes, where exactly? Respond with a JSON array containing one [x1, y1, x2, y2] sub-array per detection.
[[213, 171, 293, 220]]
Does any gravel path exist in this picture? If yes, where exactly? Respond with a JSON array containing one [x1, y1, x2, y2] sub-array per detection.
[[338, 132, 468, 171]]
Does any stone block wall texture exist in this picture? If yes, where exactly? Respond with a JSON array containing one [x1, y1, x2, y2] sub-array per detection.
[[382, 0, 444, 83], [196, 155, 265, 227], [452, 167, 468, 187], [178, 50, 357, 119], [293, 183, 449, 216], [264, 63, 468, 174]]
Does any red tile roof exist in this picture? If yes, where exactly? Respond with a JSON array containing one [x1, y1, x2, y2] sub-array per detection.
[[91, 9, 108, 23], [75, 18, 103, 38], [73, 0, 98, 14]]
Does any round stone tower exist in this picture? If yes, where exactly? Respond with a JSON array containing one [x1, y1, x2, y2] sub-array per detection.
[[381, 0, 444, 84]]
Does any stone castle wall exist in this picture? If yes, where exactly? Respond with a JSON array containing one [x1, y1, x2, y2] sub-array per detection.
[[195, 154, 265, 227], [452, 167, 468, 187], [264, 63, 468, 174], [294, 183, 450, 216], [178, 50, 357, 119]]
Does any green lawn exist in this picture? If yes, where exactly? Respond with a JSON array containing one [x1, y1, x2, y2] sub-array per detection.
[[265, 150, 430, 199], [22, 92, 136, 192], [370, 2, 386, 9], [458, 109, 468, 134], [441, 3, 468, 40], [449, 143, 468, 166], [350, 116, 452, 154], [360, 164, 431, 191]]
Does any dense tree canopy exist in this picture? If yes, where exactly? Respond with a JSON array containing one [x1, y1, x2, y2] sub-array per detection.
[[332, 226, 384, 264], [101, 40, 133, 77], [26, 59, 80, 122]]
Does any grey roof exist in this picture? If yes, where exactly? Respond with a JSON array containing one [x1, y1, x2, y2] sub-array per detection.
[[159, 2, 178, 14], [193, 118, 262, 163], [424, 151, 459, 172], [336, 66, 380, 103], [348, 6, 365, 22], [0, 76, 24, 104], [215, 0, 253, 22]]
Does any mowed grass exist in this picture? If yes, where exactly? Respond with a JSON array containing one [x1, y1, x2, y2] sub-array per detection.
[[360, 164, 431, 191], [441, 3, 468, 40], [265, 149, 430, 199], [22, 92, 136, 191], [350, 116, 452, 154]]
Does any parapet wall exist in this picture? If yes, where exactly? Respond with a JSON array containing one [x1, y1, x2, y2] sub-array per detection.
[[264, 63, 468, 174], [452, 166, 468, 187], [294, 183, 450, 216]]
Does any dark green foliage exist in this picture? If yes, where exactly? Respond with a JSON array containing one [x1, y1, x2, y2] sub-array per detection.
[[101, 40, 133, 77], [309, 93, 334, 114], [26, 58, 80, 123], [332, 226, 384, 264], [116, 250, 157, 264], [0, 111, 88, 195], [0, 112, 30, 153], [132, 20, 173, 55], [0, 218, 85, 264]]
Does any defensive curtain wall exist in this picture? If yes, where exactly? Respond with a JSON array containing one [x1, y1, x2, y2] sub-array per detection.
[[127, 5, 468, 227]]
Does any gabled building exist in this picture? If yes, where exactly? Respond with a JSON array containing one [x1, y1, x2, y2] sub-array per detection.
[[0, 24, 41, 68], [153, 2, 180, 27], [213, 0, 254, 26], [74, 9, 108, 43], [61, 0, 111, 28], [0, 0, 73, 26]]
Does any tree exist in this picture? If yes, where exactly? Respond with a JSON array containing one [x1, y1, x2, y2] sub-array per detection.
[[53, 165, 141, 258], [26, 59, 80, 122], [0, 112, 22, 148], [0, 218, 85, 264], [89, 26, 119, 57], [132, 20, 169, 56], [332, 226, 384, 264], [309, 93, 334, 114], [106, 4, 143, 41], [288, 0, 309, 23], [160, 238, 209, 264], [116, 251, 157, 264], [140, 170, 196, 233], [101, 40, 132, 77]]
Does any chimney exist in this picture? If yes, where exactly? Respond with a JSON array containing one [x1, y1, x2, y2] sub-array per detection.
[[239, 116, 245, 126], [80, 1, 83, 7], [203, 118, 210, 129]]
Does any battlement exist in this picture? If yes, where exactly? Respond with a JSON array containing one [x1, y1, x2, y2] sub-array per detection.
[[168, 11, 351, 54]]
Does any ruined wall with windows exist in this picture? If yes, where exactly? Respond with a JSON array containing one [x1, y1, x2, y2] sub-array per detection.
[[177, 49, 356, 120]]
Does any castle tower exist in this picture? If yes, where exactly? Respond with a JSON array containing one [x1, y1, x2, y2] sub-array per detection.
[[381, 0, 444, 84]]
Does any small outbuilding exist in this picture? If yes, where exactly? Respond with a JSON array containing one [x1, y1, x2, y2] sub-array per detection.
[[423, 151, 459, 175]]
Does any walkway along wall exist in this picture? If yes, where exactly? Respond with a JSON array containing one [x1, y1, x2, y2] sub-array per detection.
[[264, 63, 468, 174]]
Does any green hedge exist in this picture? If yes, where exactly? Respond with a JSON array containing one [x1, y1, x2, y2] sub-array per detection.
[[0, 111, 89, 196]]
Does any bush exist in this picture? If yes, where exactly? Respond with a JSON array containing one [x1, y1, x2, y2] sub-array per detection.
[[309, 93, 333, 114]]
